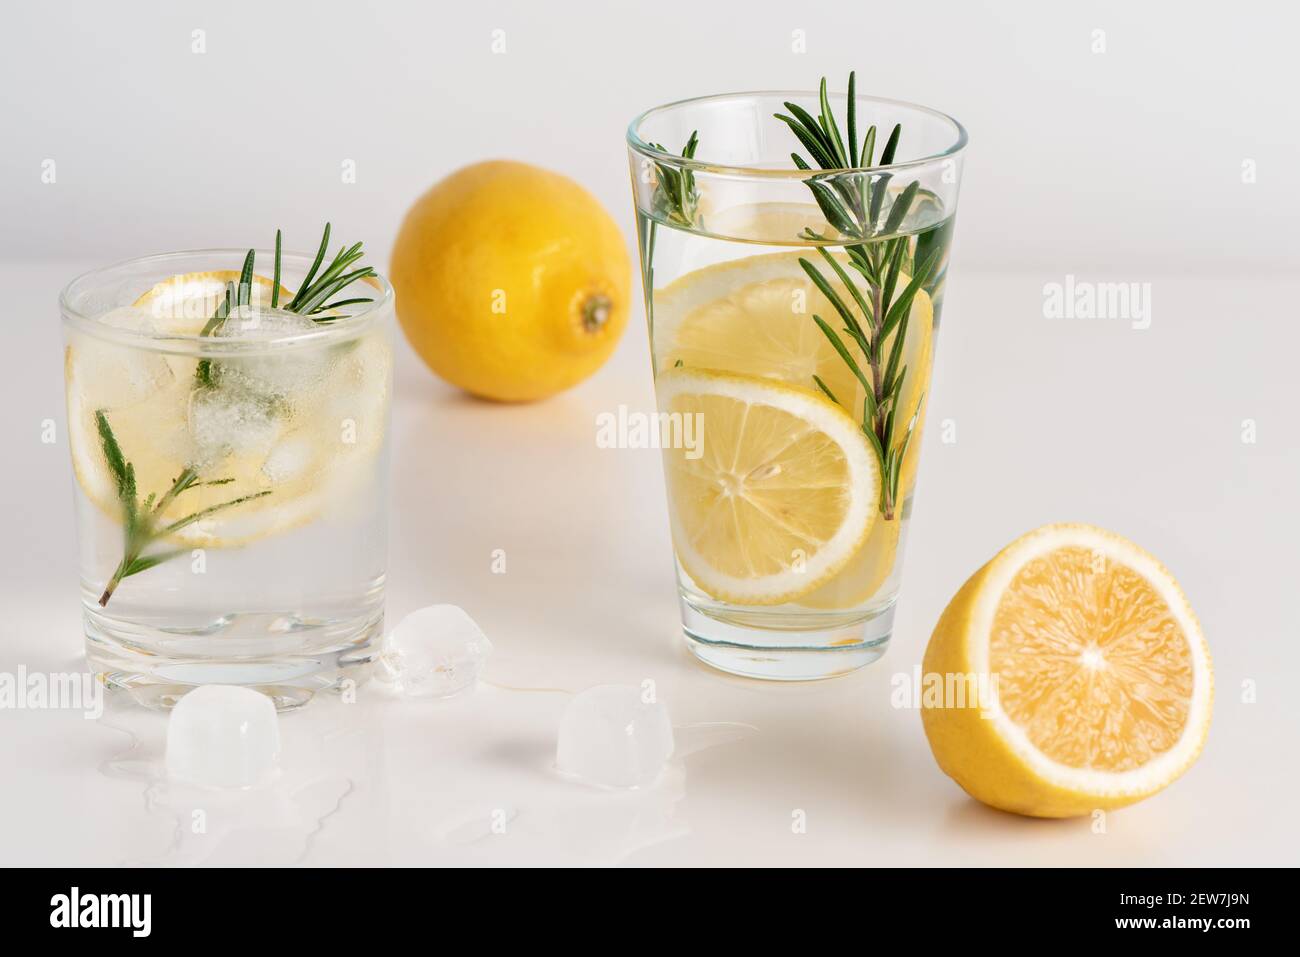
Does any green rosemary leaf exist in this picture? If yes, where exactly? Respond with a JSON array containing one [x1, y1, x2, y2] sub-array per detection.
[[317, 297, 373, 314], [163, 490, 272, 536], [846, 72, 858, 166], [296, 267, 375, 315], [123, 550, 187, 578], [882, 311, 911, 398], [812, 374, 839, 405], [799, 257, 859, 333], [271, 229, 283, 308], [813, 247, 875, 333], [818, 78, 848, 166], [880, 247, 941, 341], [806, 180, 858, 236], [236, 248, 255, 309], [880, 238, 908, 319], [812, 315, 872, 395], [882, 179, 920, 236], [845, 244, 880, 288], [289, 223, 332, 311], [861, 125, 876, 167], [776, 110, 838, 169], [879, 123, 902, 165], [860, 418, 886, 473], [95, 410, 130, 500]]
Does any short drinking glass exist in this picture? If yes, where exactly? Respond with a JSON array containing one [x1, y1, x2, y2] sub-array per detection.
[[60, 249, 394, 709]]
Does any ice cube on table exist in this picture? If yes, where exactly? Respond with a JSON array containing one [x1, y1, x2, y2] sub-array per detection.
[[555, 685, 674, 789], [165, 685, 280, 788], [78, 306, 175, 407], [378, 605, 493, 698]]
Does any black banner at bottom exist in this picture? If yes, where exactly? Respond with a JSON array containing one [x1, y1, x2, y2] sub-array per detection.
[[6, 866, 1281, 941]]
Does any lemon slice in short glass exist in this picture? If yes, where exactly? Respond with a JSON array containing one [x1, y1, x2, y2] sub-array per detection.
[[67, 272, 390, 548]]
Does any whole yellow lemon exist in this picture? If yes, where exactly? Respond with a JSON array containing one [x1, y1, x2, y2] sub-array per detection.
[[391, 160, 631, 401]]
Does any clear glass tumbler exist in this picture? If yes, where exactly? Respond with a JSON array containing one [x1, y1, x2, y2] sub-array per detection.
[[60, 249, 394, 709], [627, 90, 966, 679]]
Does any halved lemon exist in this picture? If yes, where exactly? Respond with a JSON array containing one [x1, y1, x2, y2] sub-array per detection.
[[920, 524, 1213, 818], [657, 251, 933, 498], [656, 368, 878, 605]]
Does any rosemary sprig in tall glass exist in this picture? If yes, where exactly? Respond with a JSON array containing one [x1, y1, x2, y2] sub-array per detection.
[[639, 133, 700, 350], [777, 73, 940, 521]]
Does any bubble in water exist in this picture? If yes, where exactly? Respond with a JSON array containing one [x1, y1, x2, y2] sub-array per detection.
[[556, 685, 674, 789], [165, 685, 281, 788], [378, 605, 493, 698]]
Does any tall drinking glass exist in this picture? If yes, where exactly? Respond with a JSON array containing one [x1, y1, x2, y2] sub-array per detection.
[[627, 91, 966, 679], [60, 250, 394, 710]]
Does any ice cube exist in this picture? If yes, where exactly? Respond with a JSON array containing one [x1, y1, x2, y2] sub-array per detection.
[[188, 382, 280, 466], [378, 605, 493, 698], [261, 433, 317, 483], [79, 306, 175, 407], [165, 685, 280, 788], [216, 305, 319, 340], [555, 685, 674, 789], [214, 306, 331, 396]]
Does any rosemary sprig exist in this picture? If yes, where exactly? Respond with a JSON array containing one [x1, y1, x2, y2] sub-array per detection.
[[194, 224, 375, 385], [780, 73, 939, 520], [94, 411, 269, 607], [641, 133, 701, 353], [648, 131, 701, 229], [99, 224, 373, 604]]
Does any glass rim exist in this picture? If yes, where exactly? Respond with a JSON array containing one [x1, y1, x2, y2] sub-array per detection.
[[627, 89, 968, 178], [60, 246, 394, 350]]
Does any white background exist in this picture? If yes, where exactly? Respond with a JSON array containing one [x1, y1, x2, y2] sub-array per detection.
[[1, 0, 1298, 866]]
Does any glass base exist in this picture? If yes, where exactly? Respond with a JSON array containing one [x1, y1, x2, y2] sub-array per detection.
[[680, 599, 894, 680], [83, 607, 384, 712]]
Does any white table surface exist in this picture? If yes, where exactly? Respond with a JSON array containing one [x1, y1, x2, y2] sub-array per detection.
[[2, 260, 1297, 866]]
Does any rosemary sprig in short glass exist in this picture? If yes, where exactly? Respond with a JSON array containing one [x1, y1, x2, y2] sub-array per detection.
[[99, 225, 374, 604], [195, 223, 375, 385], [777, 73, 940, 520], [94, 412, 269, 606]]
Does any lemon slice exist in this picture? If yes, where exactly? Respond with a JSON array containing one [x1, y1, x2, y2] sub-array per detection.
[[67, 274, 390, 549], [658, 252, 933, 497], [920, 524, 1213, 818], [656, 368, 878, 605], [797, 515, 901, 610], [134, 270, 294, 331]]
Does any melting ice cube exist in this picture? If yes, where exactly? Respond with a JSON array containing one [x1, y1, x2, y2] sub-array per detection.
[[187, 382, 281, 465], [165, 685, 280, 788], [80, 306, 175, 407], [378, 605, 493, 698], [556, 685, 674, 789], [214, 306, 331, 396]]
